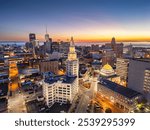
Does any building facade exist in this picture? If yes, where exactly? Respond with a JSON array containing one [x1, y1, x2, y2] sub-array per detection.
[[116, 58, 129, 80], [98, 79, 141, 112], [42, 37, 79, 108], [102, 49, 115, 67], [144, 69, 150, 98], [39, 59, 59, 75], [66, 37, 79, 77], [128, 59, 150, 102]]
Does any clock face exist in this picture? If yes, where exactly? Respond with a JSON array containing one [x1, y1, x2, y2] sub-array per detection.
[[68, 54, 76, 60]]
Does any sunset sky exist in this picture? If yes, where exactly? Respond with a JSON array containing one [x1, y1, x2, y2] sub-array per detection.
[[0, 0, 150, 42]]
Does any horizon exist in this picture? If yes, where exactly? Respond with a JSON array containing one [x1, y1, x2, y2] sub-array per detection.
[[0, 0, 150, 42]]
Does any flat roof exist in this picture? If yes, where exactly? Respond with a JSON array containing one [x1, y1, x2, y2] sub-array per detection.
[[41, 59, 59, 62], [131, 58, 150, 63], [98, 79, 141, 99], [0, 73, 8, 77], [44, 75, 76, 85]]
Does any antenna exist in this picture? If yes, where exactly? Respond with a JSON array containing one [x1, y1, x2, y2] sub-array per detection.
[[45, 25, 47, 34]]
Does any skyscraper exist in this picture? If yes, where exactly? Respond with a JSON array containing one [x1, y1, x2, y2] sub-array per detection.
[[128, 59, 150, 102], [66, 37, 78, 77], [44, 27, 52, 53], [45, 26, 49, 42], [29, 33, 36, 42], [111, 37, 116, 50], [104, 37, 123, 58], [42, 37, 79, 108]]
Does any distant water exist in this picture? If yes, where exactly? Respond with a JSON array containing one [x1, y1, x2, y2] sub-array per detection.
[[0, 41, 150, 47]]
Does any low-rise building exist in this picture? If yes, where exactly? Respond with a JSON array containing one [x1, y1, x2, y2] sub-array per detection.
[[98, 79, 142, 112]]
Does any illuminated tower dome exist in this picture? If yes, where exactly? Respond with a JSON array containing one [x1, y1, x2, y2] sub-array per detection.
[[100, 63, 115, 77], [66, 37, 78, 77]]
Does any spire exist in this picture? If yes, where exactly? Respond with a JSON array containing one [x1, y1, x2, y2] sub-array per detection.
[[68, 36, 77, 60], [111, 37, 116, 45], [70, 36, 74, 46], [46, 25, 47, 34]]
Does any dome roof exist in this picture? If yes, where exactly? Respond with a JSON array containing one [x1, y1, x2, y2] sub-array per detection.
[[100, 63, 115, 77], [102, 63, 113, 70]]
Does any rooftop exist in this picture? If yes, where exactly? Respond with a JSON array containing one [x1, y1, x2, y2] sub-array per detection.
[[44, 75, 77, 85], [132, 58, 150, 63], [98, 79, 141, 99], [41, 59, 59, 62]]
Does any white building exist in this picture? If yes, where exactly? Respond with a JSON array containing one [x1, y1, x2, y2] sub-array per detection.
[[66, 37, 79, 77], [43, 75, 78, 107], [42, 37, 78, 108], [128, 59, 150, 102]]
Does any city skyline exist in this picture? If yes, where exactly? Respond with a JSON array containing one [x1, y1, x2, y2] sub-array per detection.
[[0, 0, 150, 42]]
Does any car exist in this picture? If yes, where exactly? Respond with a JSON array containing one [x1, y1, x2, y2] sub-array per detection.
[[39, 107, 45, 112]]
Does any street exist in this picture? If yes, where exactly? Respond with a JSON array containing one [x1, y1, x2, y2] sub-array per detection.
[[7, 91, 27, 113], [75, 76, 97, 113]]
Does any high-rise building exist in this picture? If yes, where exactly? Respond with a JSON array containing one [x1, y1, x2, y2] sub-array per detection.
[[32, 40, 39, 59], [111, 37, 116, 50], [44, 28, 52, 54], [102, 49, 115, 67], [42, 37, 79, 108], [114, 43, 124, 58], [45, 27, 50, 42], [104, 37, 123, 58], [116, 58, 129, 80], [128, 59, 150, 102], [29, 33, 36, 42], [66, 37, 78, 77]]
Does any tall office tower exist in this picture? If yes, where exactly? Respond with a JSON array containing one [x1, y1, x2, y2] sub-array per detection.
[[66, 37, 79, 77], [114, 43, 124, 58], [111, 37, 116, 50], [32, 40, 39, 59], [45, 26, 49, 42], [29, 33, 36, 42], [102, 49, 116, 67], [104, 37, 123, 58], [128, 59, 150, 102], [44, 27, 52, 54], [42, 37, 79, 108], [116, 58, 129, 80]]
